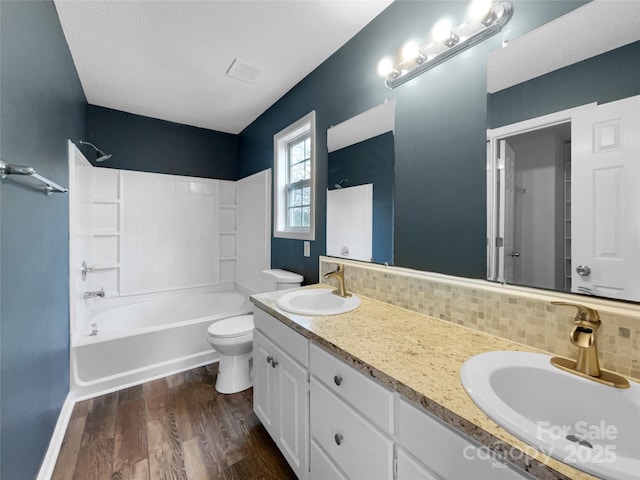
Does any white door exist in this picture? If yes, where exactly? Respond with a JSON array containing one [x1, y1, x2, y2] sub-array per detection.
[[571, 95, 640, 300], [498, 140, 517, 283]]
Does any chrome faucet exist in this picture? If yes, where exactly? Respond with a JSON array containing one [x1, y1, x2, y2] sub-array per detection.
[[551, 301, 629, 388], [323, 264, 352, 298], [83, 288, 105, 299]]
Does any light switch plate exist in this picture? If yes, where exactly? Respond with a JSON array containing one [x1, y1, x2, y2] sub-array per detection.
[[304, 241, 310, 257]]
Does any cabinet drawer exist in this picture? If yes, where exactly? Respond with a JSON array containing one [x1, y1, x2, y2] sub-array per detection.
[[310, 343, 393, 433], [397, 398, 531, 480], [310, 378, 393, 480], [254, 308, 308, 366], [310, 439, 348, 480]]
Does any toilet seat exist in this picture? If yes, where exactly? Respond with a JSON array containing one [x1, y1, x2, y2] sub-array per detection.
[[207, 314, 254, 338]]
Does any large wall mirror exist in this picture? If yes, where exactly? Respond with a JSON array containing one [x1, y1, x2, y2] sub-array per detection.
[[326, 101, 395, 265], [486, 1, 640, 302]]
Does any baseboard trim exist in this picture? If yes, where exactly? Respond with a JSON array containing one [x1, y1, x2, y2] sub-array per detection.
[[36, 392, 75, 480]]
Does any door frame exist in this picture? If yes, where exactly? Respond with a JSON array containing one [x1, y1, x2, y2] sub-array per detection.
[[486, 103, 595, 283]]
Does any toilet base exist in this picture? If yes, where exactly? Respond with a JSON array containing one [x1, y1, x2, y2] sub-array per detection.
[[215, 352, 253, 394]]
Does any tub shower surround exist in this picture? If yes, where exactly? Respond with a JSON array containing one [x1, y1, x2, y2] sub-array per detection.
[[70, 165, 245, 397], [319, 257, 640, 380], [78, 167, 238, 299]]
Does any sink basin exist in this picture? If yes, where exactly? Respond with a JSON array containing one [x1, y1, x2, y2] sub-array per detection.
[[276, 288, 360, 315], [461, 351, 640, 480]]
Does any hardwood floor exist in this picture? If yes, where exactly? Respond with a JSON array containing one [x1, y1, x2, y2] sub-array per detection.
[[52, 364, 297, 480]]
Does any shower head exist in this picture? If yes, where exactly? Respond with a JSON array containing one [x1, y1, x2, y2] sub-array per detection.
[[79, 140, 112, 162]]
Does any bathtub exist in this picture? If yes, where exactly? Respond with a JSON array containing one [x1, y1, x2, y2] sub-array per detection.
[[71, 290, 252, 399]]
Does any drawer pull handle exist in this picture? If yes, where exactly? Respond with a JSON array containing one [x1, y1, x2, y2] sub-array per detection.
[[271, 359, 278, 368], [266, 355, 273, 364], [333, 375, 342, 386], [334, 433, 343, 446]]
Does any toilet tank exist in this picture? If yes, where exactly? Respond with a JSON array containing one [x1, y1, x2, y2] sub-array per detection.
[[261, 269, 303, 291]]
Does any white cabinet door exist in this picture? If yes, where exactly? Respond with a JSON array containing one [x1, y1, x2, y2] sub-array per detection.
[[398, 398, 530, 480], [276, 345, 309, 480], [253, 324, 309, 480], [253, 330, 278, 435], [397, 447, 442, 480]]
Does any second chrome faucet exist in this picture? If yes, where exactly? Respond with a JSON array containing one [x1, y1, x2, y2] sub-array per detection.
[[324, 264, 352, 298]]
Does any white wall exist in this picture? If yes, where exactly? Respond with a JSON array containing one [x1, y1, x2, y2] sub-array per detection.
[[68, 142, 93, 335], [120, 170, 221, 293], [236, 169, 271, 294]]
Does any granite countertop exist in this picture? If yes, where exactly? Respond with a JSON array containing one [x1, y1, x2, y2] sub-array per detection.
[[250, 285, 600, 480]]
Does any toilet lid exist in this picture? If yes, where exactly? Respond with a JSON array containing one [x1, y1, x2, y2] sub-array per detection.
[[207, 314, 254, 338]]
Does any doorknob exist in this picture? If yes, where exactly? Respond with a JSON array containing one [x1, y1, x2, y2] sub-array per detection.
[[509, 251, 520, 257], [576, 265, 591, 277]]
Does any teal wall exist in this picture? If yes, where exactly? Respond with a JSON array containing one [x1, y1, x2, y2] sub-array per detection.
[[488, 40, 640, 128], [328, 132, 394, 265], [0, 1, 87, 479], [86, 105, 239, 179], [238, 0, 586, 284]]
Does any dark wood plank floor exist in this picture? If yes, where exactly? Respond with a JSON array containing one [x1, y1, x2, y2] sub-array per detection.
[[52, 364, 297, 480]]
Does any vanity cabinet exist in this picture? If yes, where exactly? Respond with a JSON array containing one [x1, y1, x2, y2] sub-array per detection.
[[253, 307, 532, 480], [397, 397, 531, 480], [309, 343, 394, 479], [253, 309, 309, 480]]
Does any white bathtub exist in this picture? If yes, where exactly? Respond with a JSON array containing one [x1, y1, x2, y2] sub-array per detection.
[[71, 290, 252, 398]]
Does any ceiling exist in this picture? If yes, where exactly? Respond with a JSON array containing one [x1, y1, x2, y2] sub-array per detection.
[[54, 0, 393, 135]]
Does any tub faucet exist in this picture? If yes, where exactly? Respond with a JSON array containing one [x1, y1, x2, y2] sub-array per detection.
[[550, 301, 629, 388], [324, 264, 352, 298], [84, 288, 105, 299]]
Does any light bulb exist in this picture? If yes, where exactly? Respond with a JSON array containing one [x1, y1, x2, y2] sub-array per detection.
[[469, 0, 493, 21], [432, 19, 454, 44], [401, 41, 420, 62], [376, 57, 394, 78]]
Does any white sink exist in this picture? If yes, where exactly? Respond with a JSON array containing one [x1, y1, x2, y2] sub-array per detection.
[[461, 351, 640, 480], [276, 288, 360, 316]]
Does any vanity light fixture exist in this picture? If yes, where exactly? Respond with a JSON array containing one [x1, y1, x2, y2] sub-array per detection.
[[378, 0, 513, 89]]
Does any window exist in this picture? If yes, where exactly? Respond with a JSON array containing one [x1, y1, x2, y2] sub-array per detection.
[[274, 111, 316, 240]]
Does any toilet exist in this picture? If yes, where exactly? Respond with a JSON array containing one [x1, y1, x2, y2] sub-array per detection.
[[207, 268, 303, 394]]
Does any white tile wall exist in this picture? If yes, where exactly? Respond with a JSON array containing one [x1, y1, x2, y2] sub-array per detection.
[[220, 207, 236, 232], [93, 168, 120, 199], [220, 234, 236, 258], [219, 180, 236, 206], [121, 170, 220, 294], [219, 259, 236, 284], [93, 203, 119, 232], [92, 268, 119, 296], [93, 236, 118, 265]]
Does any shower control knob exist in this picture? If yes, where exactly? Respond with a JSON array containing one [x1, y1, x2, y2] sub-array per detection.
[[576, 265, 591, 277]]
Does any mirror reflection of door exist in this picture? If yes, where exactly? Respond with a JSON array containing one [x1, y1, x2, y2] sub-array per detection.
[[497, 140, 516, 284], [496, 125, 570, 291], [572, 95, 640, 300], [490, 95, 640, 301]]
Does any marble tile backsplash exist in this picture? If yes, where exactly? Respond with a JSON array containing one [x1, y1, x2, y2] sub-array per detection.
[[320, 258, 640, 380]]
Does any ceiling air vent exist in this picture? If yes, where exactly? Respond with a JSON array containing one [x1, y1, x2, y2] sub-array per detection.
[[226, 59, 262, 83]]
